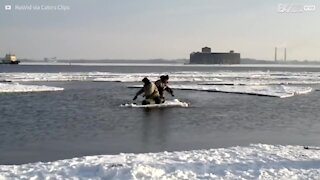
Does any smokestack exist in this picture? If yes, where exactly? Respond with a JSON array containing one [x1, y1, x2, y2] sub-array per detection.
[[275, 47, 277, 62], [284, 48, 287, 62]]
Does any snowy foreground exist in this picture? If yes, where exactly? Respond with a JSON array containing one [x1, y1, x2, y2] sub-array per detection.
[[0, 83, 63, 93], [1, 144, 320, 179]]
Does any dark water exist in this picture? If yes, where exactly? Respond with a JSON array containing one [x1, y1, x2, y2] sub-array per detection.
[[1, 64, 320, 165]]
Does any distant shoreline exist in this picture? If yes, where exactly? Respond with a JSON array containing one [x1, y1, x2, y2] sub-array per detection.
[[19, 62, 320, 68], [18, 58, 320, 65]]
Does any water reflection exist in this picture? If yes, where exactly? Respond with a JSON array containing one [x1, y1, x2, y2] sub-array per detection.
[[141, 108, 168, 151]]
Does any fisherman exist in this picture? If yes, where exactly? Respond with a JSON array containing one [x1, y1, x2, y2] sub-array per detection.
[[133, 77, 161, 105], [155, 75, 174, 103]]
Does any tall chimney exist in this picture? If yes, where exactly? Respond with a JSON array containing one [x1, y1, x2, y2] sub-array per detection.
[[275, 47, 277, 62], [284, 48, 287, 62]]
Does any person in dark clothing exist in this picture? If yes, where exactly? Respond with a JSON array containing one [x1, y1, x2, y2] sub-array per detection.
[[133, 77, 161, 105], [155, 75, 174, 103]]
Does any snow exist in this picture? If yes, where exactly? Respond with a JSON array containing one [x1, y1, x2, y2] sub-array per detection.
[[121, 99, 189, 108], [2, 71, 320, 85], [1, 144, 320, 179], [169, 84, 313, 98], [93, 71, 320, 85], [0, 83, 64, 93], [0, 71, 316, 97], [0, 71, 320, 85], [128, 84, 312, 98]]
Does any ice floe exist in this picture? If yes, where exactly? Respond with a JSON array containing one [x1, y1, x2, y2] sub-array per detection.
[[1, 71, 316, 97], [1, 144, 320, 179], [121, 99, 189, 108], [1, 71, 320, 85], [169, 84, 313, 98], [0, 83, 64, 93], [128, 84, 312, 98]]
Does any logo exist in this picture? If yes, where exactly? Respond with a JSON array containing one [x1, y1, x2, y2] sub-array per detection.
[[278, 3, 316, 13], [304, 5, 316, 12], [5, 5, 11, 10]]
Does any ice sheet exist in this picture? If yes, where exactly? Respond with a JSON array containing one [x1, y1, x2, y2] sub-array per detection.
[[2, 71, 320, 85], [121, 99, 189, 108], [0, 83, 64, 93], [1, 71, 314, 97], [1, 144, 320, 179], [128, 84, 312, 98], [169, 84, 313, 98]]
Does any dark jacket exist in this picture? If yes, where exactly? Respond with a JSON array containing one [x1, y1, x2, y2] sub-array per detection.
[[155, 80, 173, 98], [135, 82, 160, 99]]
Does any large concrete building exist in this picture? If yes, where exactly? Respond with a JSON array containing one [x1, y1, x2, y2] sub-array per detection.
[[190, 47, 240, 64]]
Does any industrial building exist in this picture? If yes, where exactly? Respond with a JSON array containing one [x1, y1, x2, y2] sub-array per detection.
[[190, 47, 240, 64]]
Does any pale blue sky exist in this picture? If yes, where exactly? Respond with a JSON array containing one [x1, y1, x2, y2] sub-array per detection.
[[0, 0, 319, 60]]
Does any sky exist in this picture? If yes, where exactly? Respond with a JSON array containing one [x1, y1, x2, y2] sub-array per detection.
[[0, 0, 319, 60]]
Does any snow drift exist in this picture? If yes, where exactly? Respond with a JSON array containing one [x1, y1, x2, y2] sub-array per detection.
[[1, 144, 320, 179]]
